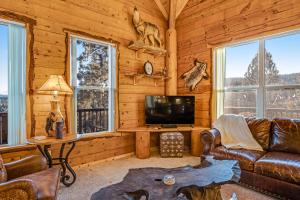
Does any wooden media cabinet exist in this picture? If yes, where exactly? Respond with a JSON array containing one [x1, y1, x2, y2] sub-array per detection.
[[117, 126, 208, 159]]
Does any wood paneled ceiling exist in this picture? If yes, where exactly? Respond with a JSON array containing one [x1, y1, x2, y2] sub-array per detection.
[[157, 0, 229, 21], [153, 0, 190, 21], [161, 0, 169, 12]]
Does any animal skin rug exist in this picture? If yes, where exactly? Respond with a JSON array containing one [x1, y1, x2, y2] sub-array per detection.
[[181, 59, 209, 91]]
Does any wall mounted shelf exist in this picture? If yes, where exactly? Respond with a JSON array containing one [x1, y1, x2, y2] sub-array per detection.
[[128, 41, 167, 57], [125, 73, 170, 86]]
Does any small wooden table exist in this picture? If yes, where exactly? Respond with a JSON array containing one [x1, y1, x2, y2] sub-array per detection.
[[91, 156, 241, 200], [27, 134, 81, 187], [117, 126, 208, 159]]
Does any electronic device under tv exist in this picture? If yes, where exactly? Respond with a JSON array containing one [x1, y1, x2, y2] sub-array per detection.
[[145, 96, 195, 127]]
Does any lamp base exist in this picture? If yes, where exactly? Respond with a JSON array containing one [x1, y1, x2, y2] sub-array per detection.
[[56, 121, 64, 139], [45, 100, 65, 139]]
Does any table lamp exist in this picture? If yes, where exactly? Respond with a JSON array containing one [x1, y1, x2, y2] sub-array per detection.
[[37, 75, 73, 138]]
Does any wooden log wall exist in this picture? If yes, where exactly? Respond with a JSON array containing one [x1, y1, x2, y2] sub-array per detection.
[[3, 0, 299, 164], [176, 0, 300, 127], [0, 0, 167, 165]]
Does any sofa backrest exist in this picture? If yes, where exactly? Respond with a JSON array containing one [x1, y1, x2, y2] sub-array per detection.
[[246, 118, 272, 150], [270, 118, 300, 154]]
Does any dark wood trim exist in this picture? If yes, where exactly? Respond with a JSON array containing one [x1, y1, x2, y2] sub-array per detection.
[[63, 28, 120, 45], [64, 32, 71, 134], [0, 10, 36, 25], [209, 48, 213, 128], [28, 23, 35, 137], [63, 28, 121, 131], [115, 42, 120, 130]]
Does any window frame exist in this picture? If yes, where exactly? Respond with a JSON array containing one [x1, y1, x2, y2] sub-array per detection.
[[0, 19, 27, 145], [215, 30, 300, 119], [70, 35, 117, 134]]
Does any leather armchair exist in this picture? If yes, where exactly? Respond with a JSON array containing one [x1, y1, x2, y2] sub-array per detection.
[[5, 155, 48, 180], [0, 179, 38, 200], [201, 128, 221, 155], [0, 155, 60, 200]]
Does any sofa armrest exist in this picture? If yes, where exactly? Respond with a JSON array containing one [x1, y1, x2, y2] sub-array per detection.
[[201, 128, 221, 155], [0, 179, 37, 200], [4, 155, 47, 180]]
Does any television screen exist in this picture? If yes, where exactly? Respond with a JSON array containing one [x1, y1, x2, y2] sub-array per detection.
[[145, 96, 195, 125]]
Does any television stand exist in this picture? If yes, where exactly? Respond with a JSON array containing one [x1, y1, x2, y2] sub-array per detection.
[[161, 124, 177, 128], [117, 126, 209, 159]]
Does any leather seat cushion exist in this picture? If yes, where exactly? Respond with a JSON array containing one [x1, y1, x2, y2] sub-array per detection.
[[246, 118, 271, 150], [17, 168, 60, 200], [270, 118, 300, 154], [255, 152, 300, 185], [211, 146, 266, 171]]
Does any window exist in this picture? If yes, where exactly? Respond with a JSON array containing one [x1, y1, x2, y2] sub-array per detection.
[[0, 21, 26, 145], [71, 36, 116, 134], [214, 31, 300, 119]]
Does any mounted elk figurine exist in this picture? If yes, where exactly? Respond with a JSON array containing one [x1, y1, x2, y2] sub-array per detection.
[[181, 59, 209, 91], [132, 7, 162, 48]]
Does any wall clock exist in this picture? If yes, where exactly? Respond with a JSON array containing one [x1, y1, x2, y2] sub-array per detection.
[[144, 61, 153, 75]]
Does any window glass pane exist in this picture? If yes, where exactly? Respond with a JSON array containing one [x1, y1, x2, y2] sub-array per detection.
[[76, 39, 109, 87], [72, 37, 115, 134], [76, 89, 108, 134], [0, 24, 8, 145], [266, 88, 300, 119], [224, 90, 257, 117], [225, 41, 259, 87], [265, 33, 300, 85]]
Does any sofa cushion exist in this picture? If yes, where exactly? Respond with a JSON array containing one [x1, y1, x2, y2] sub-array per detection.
[[255, 152, 300, 185], [211, 146, 266, 171], [17, 168, 60, 200], [246, 118, 271, 150], [270, 118, 300, 154]]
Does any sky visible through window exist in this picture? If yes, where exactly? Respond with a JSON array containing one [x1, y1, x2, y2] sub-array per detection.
[[226, 32, 300, 78], [0, 24, 8, 95]]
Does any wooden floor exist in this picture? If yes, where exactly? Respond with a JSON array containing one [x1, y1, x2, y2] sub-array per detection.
[[58, 153, 276, 200]]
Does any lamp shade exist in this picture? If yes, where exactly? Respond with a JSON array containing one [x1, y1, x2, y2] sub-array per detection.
[[38, 75, 73, 95]]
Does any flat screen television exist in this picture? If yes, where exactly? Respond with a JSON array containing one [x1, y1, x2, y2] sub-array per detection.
[[145, 96, 195, 125]]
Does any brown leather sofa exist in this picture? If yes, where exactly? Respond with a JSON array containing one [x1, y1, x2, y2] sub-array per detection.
[[201, 118, 300, 200], [0, 155, 60, 200]]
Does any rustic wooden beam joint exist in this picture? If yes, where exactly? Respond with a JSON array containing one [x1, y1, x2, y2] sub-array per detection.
[[153, 0, 169, 20], [175, 0, 189, 19]]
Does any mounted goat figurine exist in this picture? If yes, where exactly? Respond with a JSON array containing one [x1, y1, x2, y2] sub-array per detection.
[[132, 7, 162, 48]]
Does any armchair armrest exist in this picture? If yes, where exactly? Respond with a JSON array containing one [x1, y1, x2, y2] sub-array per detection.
[[0, 179, 37, 200], [201, 128, 221, 155], [4, 155, 47, 180]]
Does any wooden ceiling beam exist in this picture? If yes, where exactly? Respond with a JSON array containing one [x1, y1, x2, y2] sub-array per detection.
[[175, 0, 189, 19], [153, 0, 169, 21]]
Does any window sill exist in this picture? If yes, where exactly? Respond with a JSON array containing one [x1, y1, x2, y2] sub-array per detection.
[[0, 144, 37, 154]]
